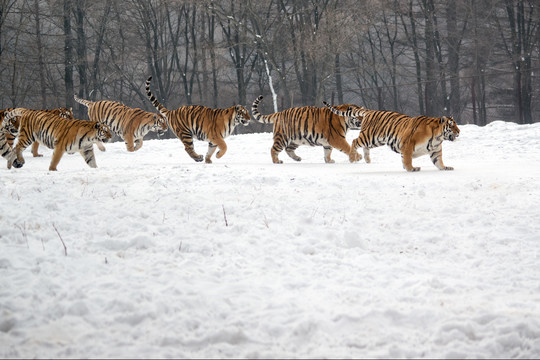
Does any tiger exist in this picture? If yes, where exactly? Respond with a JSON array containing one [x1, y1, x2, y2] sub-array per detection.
[[324, 103, 460, 172], [74, 94, 167, 152], [145, 76, 251, 163], [251, 95, 363, 164], [1, 107, 73, 157], [3, 108, 112, 171], [0, 109, 22, 165]]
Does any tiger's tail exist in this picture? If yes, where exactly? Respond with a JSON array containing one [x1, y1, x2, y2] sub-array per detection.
[[322, 101, 363, 118], [74, 94, 93, 108], [251, 95, 273, 124], [145, 76, 169, 119]]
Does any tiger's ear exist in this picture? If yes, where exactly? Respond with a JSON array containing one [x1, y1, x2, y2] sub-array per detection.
[[94, 122, 100, 129], [440, 116, 447, 124]]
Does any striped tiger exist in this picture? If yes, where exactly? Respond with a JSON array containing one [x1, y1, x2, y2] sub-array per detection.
[[74, 94, 167, 152], [3, 108, 112, 171], [251, 96, 363, 163], [324, 103, 460, 171], [0, 107, 73, 157], [145, 76, 251, 163], [0, 109, 22, 165]]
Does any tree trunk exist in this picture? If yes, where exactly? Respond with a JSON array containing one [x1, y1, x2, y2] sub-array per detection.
[[75, 0, 88, 117], [446, 2, 460, 121], [63, 0, 74, 110]]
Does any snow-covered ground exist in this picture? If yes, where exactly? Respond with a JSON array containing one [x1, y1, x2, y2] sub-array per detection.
[[1, 121, 539, 358]]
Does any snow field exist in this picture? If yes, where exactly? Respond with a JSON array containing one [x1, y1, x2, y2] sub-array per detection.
[[1, 121, 539, 358]]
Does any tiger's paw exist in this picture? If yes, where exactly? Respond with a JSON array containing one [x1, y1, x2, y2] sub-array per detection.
[[406, 167, 421, 172], [194, 155, 204, 162], [205, 157, 213, 164], [350, 151, 361, 162], [13, 160, 24, 168], [442, 166, 454, 171], [273, 159, 283, 164]]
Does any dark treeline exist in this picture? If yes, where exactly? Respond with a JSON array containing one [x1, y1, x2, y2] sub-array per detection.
[[0, 0, 538, 134]]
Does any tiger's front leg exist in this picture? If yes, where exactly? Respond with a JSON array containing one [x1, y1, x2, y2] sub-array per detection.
[[80, 146, 98, 169], [323, 146, 335, 163], [430, 148, 453, 170], [12, 140, 31, 169], [329, 137, 360, 163], [49, 146, 66, 171], [134, 138, 143, 151], [363, 147, 371, 163], [213, 137, 227, 159], [205, 143, 218, 163], [401, 146, 420, 172], [124, 134, 136, 152], [348, 138, 363, 163]]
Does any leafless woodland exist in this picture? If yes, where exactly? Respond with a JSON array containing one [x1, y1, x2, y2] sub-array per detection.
[[0, 0, 538, 134]]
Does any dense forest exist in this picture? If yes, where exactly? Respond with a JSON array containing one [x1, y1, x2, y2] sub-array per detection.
[[0, 0, 538, 134]]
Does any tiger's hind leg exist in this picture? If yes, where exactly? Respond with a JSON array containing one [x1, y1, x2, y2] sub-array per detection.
[[180, 133, 203, 162], [80, 146, 98, 169], [271, 138, 285, 164], [31, 142, 43, 157], [286, 143, 302, 162]]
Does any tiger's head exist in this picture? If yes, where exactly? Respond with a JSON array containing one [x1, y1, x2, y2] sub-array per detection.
[[1, 109, 23, 136], [58, 107, 74, 119], [2, 118, 19, 136], [440, 116, 460, 141], [234, 105, 251, 126], [323, 101, 364, 130], [151, 113, 168, 135], [95, 122, 113, 143]]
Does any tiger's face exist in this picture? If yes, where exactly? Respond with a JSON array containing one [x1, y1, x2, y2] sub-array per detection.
[[95, 122, 113, 142], [2, 118, 19, 136], [441, 116, 460, 141], [347, 106, 365, 130], [234, 105, 251, 126], [151, 114, 168, 135], [58, 107, 74, 119]]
